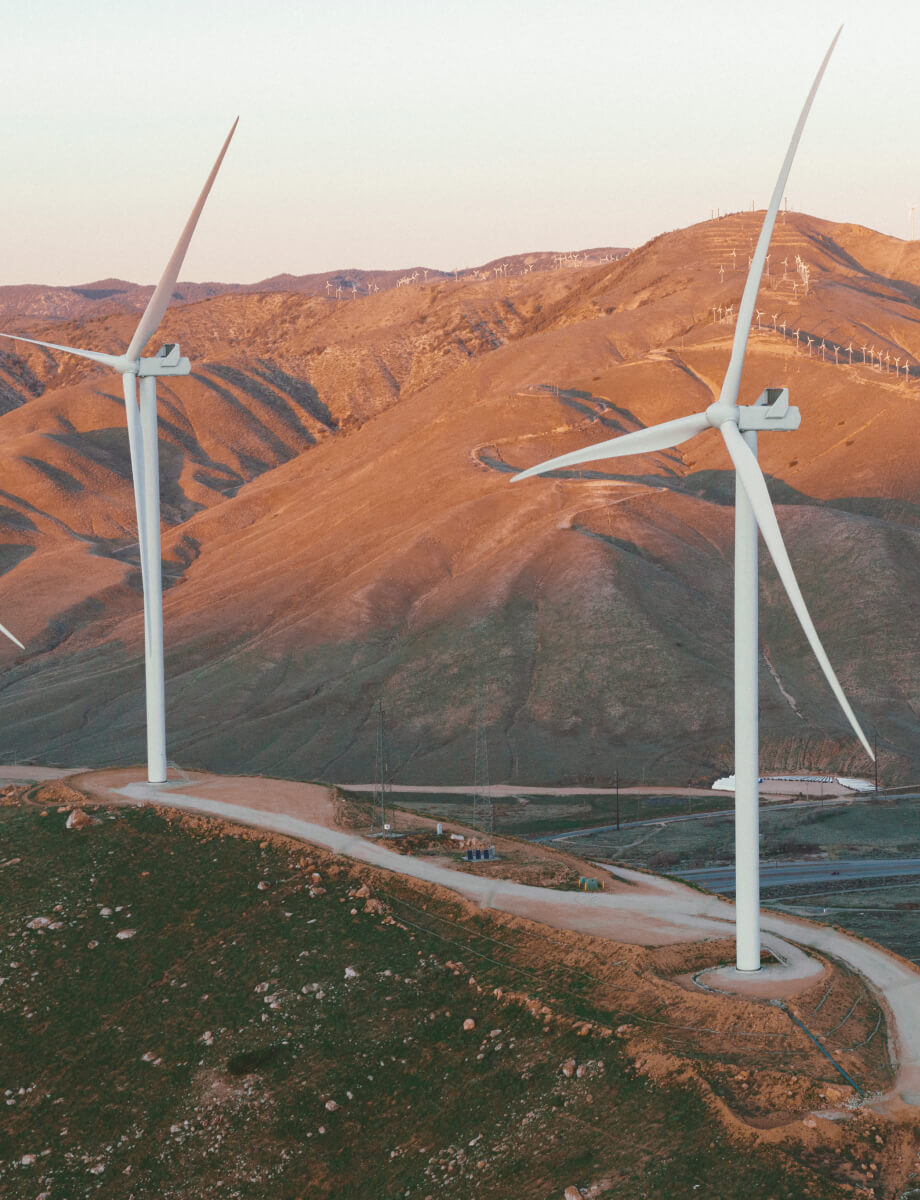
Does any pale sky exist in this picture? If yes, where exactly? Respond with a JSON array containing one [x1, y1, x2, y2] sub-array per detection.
[[2, 0, 918, 286]]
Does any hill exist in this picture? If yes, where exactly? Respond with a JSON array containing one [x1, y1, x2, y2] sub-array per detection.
[[0, 245, 628, 325], [0, 784, 905, 1198], [0, 216, 916, 785]]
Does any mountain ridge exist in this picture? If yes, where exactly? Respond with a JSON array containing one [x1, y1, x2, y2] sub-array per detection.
[[0, 213, 916, 786]]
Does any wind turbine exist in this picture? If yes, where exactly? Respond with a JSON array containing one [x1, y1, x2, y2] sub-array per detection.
[[0, 120, 238, 784], [511, 30, 872, 972]]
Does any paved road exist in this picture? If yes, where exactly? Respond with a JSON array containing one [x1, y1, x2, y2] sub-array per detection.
[[674, 857, 920, 893], [540, 791, 904, 843]]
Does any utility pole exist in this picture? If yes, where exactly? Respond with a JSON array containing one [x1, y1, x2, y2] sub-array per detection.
[[615, 768, 620, 831], [874, 730, 879, 795], [472, 680, 494, 839], [373, 701, 391, 835]]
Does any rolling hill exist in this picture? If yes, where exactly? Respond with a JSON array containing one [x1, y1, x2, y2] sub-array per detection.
[[0, 216, 916, 786]]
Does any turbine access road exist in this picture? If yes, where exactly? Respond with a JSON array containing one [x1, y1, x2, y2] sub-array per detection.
[[40, 765, 920, 1116]]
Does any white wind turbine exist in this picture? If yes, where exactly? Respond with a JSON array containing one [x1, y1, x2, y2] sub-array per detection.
[[0, 120, 238, 784], [512, 30, 872, 972]]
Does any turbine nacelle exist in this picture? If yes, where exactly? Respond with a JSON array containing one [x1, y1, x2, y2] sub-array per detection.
[[738, 387, 800, 432], [706, 388, 798, 432], [137, 344, 191, 377]]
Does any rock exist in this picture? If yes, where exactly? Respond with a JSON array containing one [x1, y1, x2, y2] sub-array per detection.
[[200, 1031, 214, 1046], [463, 1018, 476, 1031], [344, 966, 359, 980], [66, 808, 92, 830], [560, 1059, 577, 1078], [802, 1117, 817, 1129], [115, 929, 137, 940], [27, 917, 51, 929], [20, 1153, 36, 1166], [364, 898, 384, 915], [354, 884, 371, 898], [99, 907, 113, 918], [564, 1188, 583, 1200], [325, 1099, 339, 1111], [257, 881, 270, 891]]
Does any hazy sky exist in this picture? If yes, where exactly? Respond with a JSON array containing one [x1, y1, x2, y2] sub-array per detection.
[[2, 0, 919, 285]]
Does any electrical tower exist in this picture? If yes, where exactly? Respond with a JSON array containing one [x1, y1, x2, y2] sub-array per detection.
[[471, 683, 494, 838], [373, 701, 391, 836]]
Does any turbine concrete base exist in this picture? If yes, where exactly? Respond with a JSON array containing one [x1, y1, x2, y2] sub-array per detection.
[[696, 936, 825, 999]]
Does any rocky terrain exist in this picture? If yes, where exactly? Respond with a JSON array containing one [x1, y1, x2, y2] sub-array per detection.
[[0, 215, 916, 786], [0, 784, 912, 1199]]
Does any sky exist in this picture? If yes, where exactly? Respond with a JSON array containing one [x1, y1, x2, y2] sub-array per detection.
[[2, 0, 920, 286]]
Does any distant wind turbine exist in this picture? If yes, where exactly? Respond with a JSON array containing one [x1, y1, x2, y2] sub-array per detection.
[[0, 120, 238, 783], [511, 29, 871, 973]]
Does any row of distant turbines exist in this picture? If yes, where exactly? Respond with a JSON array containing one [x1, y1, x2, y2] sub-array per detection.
[[717, 251, 812, 296], [326, 248, 628, 300], [711, 304, 915, 378], [0, 27, 893, 979]]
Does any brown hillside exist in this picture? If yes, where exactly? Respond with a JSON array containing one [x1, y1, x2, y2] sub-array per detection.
[[0, 214, 916, 785]]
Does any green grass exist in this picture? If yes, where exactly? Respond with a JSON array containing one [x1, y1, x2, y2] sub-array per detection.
[[0, 800, 874, 1198]]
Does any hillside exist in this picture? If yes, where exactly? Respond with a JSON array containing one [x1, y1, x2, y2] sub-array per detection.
[[0, 215, 916, 784], [0, 785, 907, 1199], [0, 246, 628, 326]]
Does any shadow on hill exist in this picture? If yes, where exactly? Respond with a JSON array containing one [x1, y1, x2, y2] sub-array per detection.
[[811, 229, 920, 309]]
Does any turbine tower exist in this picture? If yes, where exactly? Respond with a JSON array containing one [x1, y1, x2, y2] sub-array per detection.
[[512, 29, 871, 972], [0, 121, 238, 783]]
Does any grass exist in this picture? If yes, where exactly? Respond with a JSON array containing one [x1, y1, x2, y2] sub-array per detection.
[[0, 795, 901, 1198]]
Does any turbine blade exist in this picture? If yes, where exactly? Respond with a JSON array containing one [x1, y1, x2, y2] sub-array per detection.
[[721, 421, 874, 760], [511, 411, 710, 481], [125, 119, 239, 362], [0, 331, 124, 369], [717, 28, 841, 408], [0, 622, 24, 651]]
